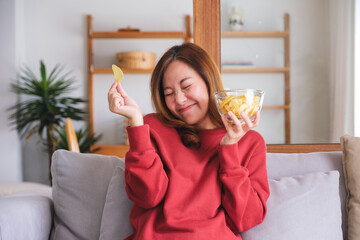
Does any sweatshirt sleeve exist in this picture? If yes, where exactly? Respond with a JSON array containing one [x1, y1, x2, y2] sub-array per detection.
[[124, 124, 169, 209], [218, 131, 269, 233]]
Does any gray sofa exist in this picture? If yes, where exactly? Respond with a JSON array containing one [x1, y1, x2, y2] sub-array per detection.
[[0, 146, 353, 240]]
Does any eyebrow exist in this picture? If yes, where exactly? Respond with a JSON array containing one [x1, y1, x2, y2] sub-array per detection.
[[163, 77, 191, 91]]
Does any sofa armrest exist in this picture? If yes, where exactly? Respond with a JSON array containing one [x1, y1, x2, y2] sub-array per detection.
[[0, 188, 53, 240]]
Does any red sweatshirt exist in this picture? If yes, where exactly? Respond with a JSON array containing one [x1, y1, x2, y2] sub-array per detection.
[[124, 114, 269, 240]]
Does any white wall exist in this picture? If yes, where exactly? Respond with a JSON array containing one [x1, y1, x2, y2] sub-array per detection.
[[1, 0, 333, 182], [0, 0, 22, 182], [355, 0, 360, 136], [21, 0, 193, 147]]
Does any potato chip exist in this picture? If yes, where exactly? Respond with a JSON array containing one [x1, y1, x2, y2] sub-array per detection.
[[112, 64, 124, 83], [217, 94, 260, 119]]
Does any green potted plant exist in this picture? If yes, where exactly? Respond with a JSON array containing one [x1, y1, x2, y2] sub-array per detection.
[[8, 60, 86, 183]]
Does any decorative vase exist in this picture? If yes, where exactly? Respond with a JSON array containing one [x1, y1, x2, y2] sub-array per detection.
[[229, 6, 244, 31]]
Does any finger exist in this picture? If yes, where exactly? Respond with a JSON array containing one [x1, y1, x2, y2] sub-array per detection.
[[108, 87, 120, 103], [241, 112, 253, 128], [113, 94, 124, 105], [252, 111, 261, 127], [110, 95, 125, 112], [116, 83, 128, 97], [221, 114, 233, 131], [223, 111, 243, 134], [227, 111, 242, 128], [109, 81, 118, 93]]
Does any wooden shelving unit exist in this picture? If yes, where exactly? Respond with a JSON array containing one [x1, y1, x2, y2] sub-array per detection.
[[92, 67, 153, 74], [91, 31, 188, 39], [221, 67, 289, 74], [221, 13, 291, 144], [87, 14, 191, 157], [221, 31, 288, 38]]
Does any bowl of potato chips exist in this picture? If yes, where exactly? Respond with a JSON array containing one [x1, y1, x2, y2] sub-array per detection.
[[214, 89, 265, 121]]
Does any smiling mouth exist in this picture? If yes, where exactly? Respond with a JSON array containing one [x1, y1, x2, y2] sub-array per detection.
[[178, 103, 196, 113]]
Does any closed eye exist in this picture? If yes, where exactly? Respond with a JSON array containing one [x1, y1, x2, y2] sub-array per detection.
[[164, 91, 174, 97], [182, 84, 191, 90]]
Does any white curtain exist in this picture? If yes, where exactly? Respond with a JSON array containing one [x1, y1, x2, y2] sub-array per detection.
[[329, 0, 355, 142]]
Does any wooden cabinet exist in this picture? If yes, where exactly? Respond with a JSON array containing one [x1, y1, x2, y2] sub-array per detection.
[[86, 14, 191, 157], [221, 13, 291, 143]]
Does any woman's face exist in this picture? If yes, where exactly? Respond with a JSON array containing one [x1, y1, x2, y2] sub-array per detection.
[[162, 60, 216, 129]]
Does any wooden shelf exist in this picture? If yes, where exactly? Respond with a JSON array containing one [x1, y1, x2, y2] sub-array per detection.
[[221, 67, 289, 73], [263, 105, 289, 110], [221, 13, 291, 144], [91, 144, 129, 158], [92, 67, 153, 74], [91, 31, 187, 39], [222, 31, 288, 38], [267, 143, 341, 153], [87, 14, 192, 149]]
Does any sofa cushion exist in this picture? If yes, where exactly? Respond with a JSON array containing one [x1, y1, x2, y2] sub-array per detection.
[[0, 182, 49, 197], [0, 188, 53, 240], [99, 166, 133, 240], [266, 151, 346, 236], [266, 151, 344, 179], [51, 150, 124, 240], [341, 135, 360, 240], [50, 150, 345, 240], [241, 171, 343, 240]]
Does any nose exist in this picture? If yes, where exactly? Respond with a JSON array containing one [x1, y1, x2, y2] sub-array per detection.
[[175, 90, 187, 105]]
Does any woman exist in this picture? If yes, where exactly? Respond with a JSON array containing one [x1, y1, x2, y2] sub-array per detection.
[[108, 43, 269, 240]]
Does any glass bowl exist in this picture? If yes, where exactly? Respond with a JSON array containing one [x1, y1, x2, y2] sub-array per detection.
[[214, 89, 265, 121]]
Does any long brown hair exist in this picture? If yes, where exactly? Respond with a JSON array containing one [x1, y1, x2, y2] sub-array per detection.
[[150, 43, 224, 148]]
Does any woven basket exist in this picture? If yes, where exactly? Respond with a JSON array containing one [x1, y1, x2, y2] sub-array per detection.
[[116, 51, 156, 69]]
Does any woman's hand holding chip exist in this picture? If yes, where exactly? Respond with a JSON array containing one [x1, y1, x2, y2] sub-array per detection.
[[220, 111, 260, 145], [108, 82, 143, 127]]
